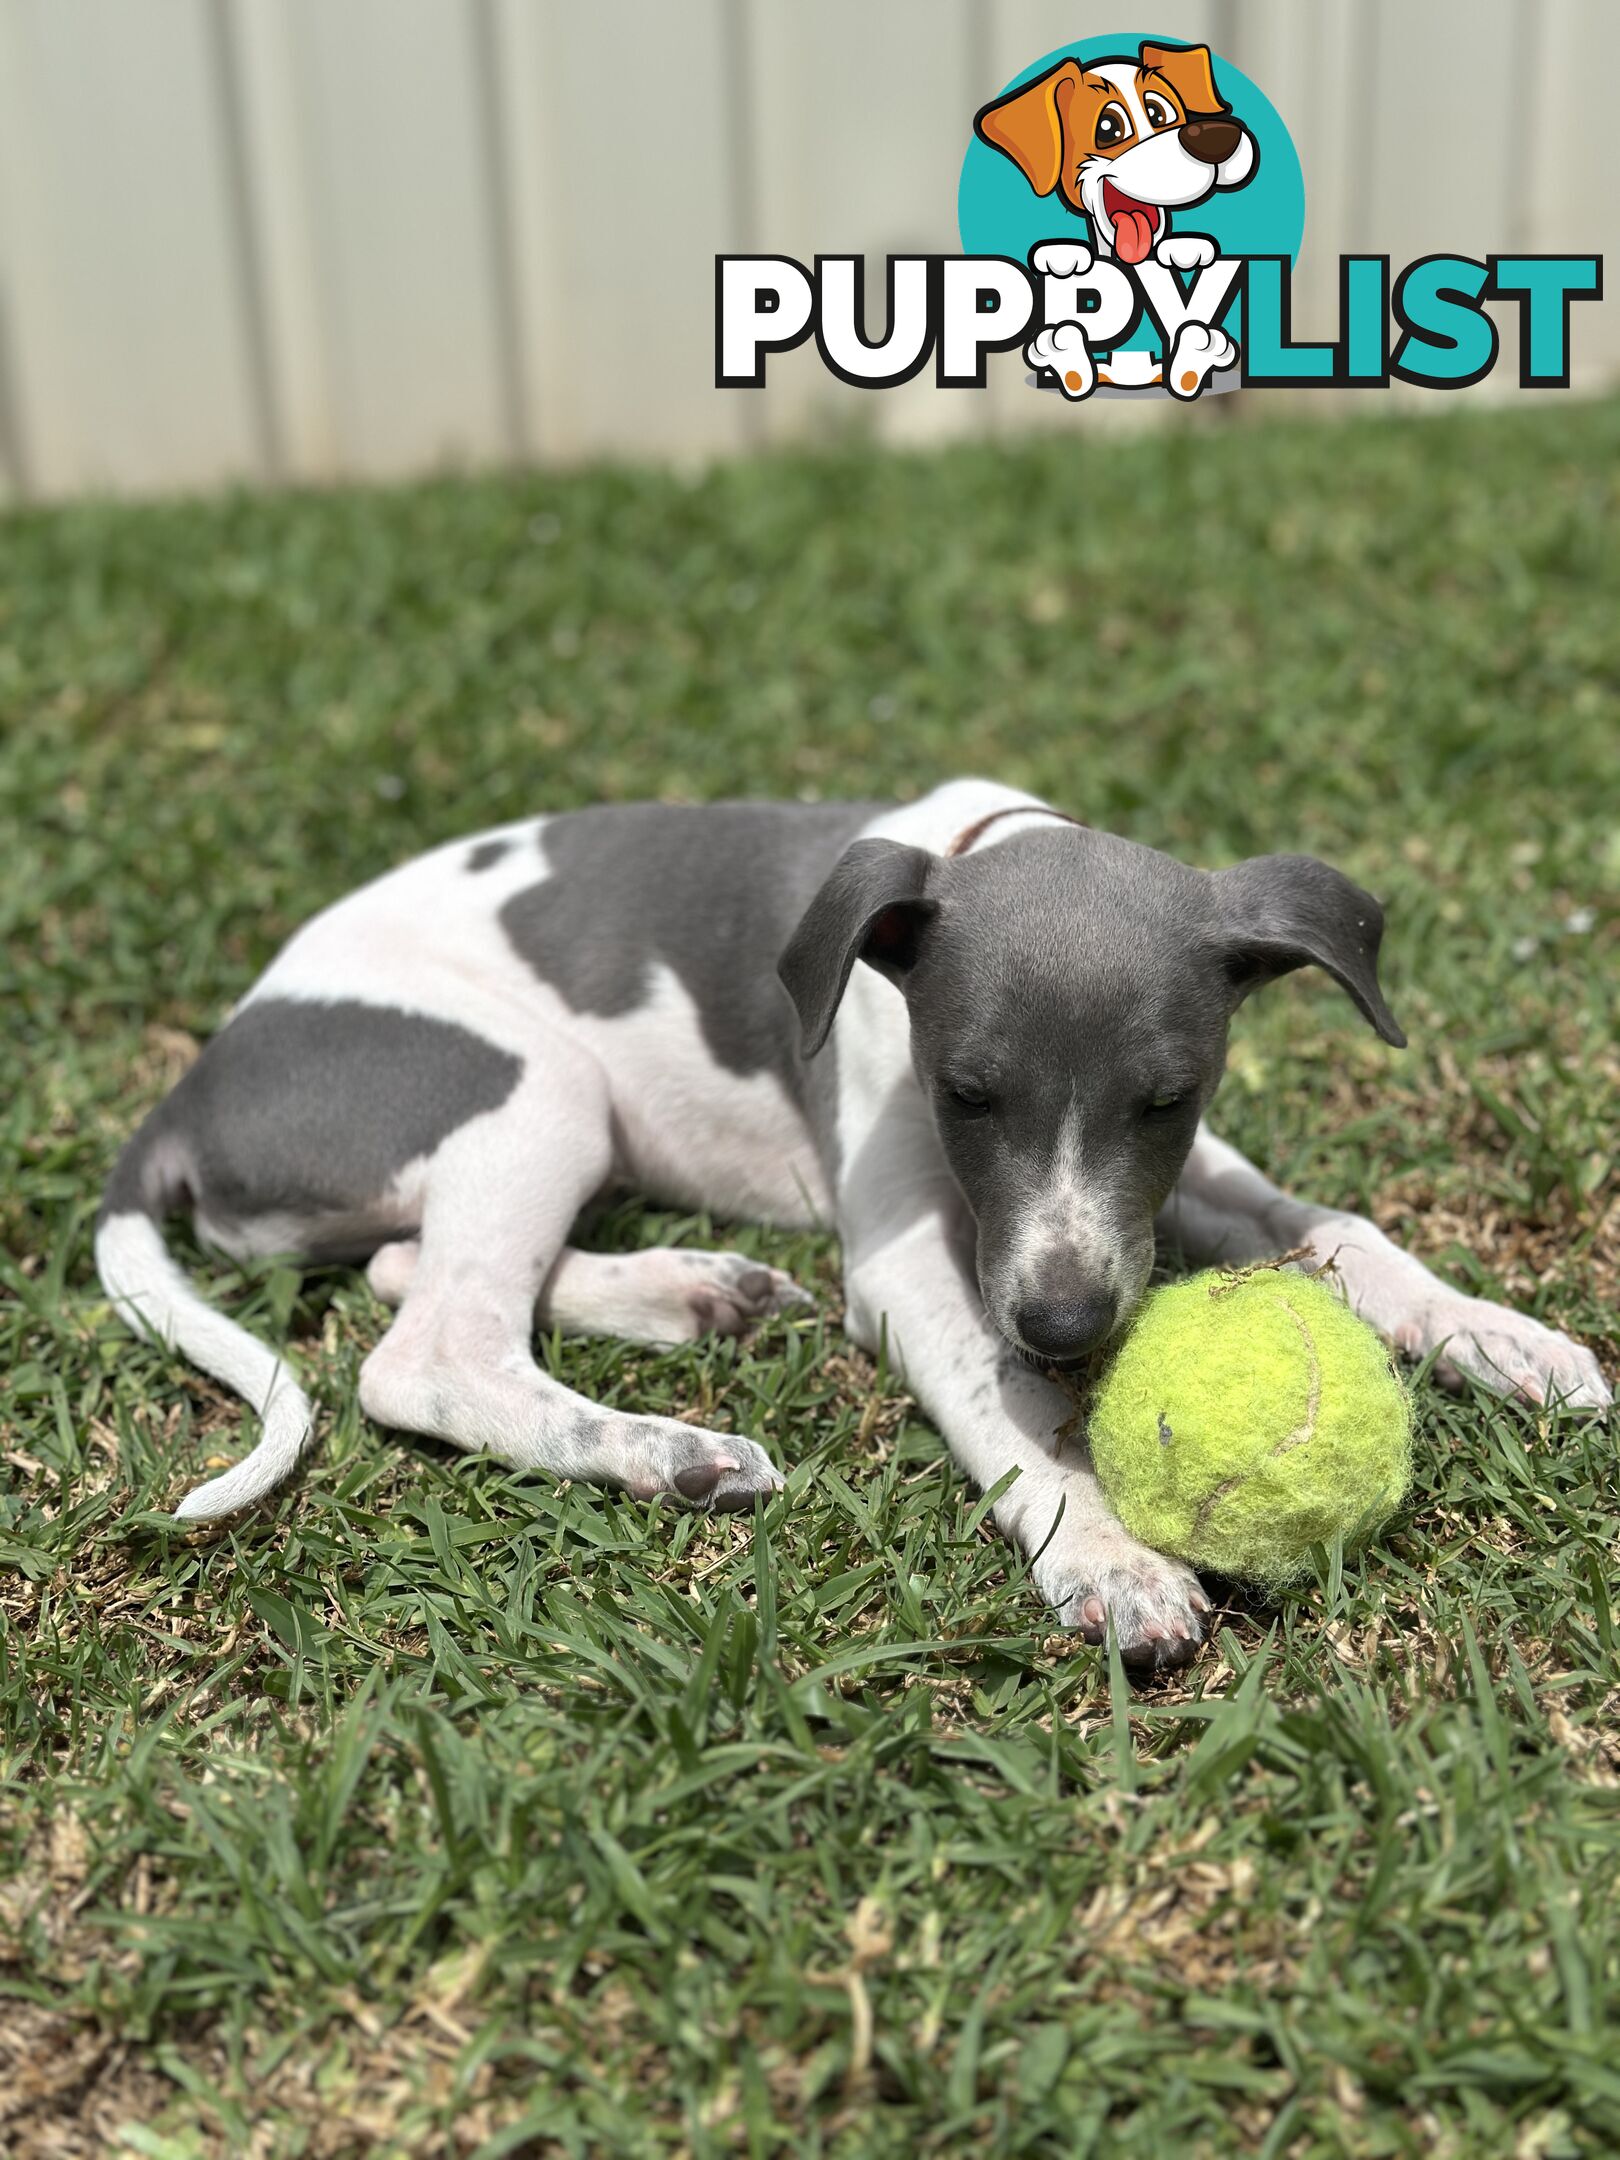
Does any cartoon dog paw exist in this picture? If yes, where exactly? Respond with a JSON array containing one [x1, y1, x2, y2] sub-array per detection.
[[1026, 322, 1095, 400], [1031, 241, 1093, 280], [1156, 233, 1217, 272], [1167, 319, 1238, 398]]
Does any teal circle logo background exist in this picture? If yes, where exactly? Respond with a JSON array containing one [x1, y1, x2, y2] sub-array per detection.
[[958, 35, 1305, 356]]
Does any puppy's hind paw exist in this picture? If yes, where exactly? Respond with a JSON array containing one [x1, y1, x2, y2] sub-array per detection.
[[1026, 323, 1094, 400], [626, 1421, 785, 1513], [545, 1245, 812, 1348], [677, 1251, 813, 1340], [1167, 320, 1238, 399]]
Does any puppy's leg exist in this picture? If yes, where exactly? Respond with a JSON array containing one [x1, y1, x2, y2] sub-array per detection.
[[367, 1236, 810, 1345], [358, 1051, 782, 1507], [845, 1215, 1209, 1673], [1163, 1125, 1611, 1410]]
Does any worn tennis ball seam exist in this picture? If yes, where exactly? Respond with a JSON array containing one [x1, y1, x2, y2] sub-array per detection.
[[1189, 1293, 1322, 1544]]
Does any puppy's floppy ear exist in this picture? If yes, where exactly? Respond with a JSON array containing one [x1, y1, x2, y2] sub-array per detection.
[[1139, 40, 1228, 117], [778, 840, 937, 1058], [974, 59, 1085, 198], [1214, 854, 1406, 1047]]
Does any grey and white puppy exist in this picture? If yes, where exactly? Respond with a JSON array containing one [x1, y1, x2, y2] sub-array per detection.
[[98, 780, 1610, 1672]]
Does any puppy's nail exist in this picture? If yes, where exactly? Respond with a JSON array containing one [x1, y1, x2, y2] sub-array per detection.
[[1082, 1596, 1106, 1627]]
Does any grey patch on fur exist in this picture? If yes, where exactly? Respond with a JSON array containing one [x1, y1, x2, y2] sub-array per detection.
[[101, 998, 523, 1258], [466, 839, 512, 873], [499, 801, 877, 1097]]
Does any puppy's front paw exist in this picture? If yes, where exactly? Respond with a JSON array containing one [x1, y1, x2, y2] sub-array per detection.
[[1039, 1535, 1210, 1675], [1031, 240, 1093, 279], [1395, 1297, 1611, 1412], [1155, 232, 1216, 271]]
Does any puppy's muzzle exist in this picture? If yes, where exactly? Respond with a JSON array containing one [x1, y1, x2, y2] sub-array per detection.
[[1179, 118, 1242, 165]]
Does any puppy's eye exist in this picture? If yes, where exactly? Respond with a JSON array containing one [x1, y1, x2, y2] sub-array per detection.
[[1094, 103, 1132, 149], [1143, 94, 1177, 129], [949, 1083, 992, 1116], [1144, 1092, 1186, 1118]]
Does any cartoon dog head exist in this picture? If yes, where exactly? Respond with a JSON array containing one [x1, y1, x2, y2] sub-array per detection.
[[974, 42, 1256, 264]]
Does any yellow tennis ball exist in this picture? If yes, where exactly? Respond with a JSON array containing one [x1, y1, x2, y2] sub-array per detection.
[[1088, 1267, 1412, 1588]]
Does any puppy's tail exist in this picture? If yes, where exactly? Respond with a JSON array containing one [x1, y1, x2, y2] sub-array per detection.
[[96, 1124, 315, 1521]]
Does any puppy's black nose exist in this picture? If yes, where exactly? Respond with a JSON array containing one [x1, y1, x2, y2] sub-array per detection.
[[1180, 118, 1242, 164], [1016, 1293, 1117, 1366]]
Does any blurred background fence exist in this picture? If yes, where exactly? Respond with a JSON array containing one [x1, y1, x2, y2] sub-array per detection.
[[0, 0, 1615, 502]]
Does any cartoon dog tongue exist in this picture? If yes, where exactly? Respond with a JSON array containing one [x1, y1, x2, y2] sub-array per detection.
[[1108, 191, 1158, 265]]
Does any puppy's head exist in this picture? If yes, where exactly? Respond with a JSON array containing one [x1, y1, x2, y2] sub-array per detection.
[[780, 825, 1403, 1369], [974, 41, 1256, 263]]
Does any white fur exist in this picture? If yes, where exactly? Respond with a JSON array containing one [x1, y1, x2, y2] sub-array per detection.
[[995, 1097, 1155, 1341], [95, 1213, 316, 1519]]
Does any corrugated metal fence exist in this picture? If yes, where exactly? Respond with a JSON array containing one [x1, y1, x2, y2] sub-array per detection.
[[0, 0, 1614, 501]]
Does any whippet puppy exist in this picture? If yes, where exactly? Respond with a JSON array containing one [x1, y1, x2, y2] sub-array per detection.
[[98, 780, 1611, 1672]]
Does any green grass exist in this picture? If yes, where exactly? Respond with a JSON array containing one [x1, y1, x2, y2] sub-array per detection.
[[3, 397, 1619, 2158]]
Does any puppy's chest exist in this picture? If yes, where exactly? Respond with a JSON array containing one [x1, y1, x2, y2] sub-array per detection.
[[598, 1013, 831, 1227]]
